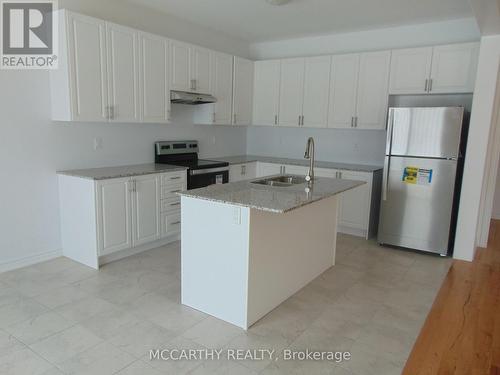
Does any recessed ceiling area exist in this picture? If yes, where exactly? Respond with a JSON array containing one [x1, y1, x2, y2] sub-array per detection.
[[124, 0, 474, 42]]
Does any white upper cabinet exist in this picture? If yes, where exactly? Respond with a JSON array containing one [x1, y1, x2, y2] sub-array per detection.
[[139, 33, 170, 123], [302, 56, 331, 128], [106, 23, 140, 122], [328, 54, 360, 129], [51, 11, 108, 122], [429, 42, 479, 94], [170, 40, 191, 92], [190, 46, 212, 94], [253, 60, 281, 126], [389, 42, 479, 94], [232, 57, 254, 126], [328, 51, 390, 130], [212, 52, 234, 124], [389, 47, 433, 94], [278, 58, 305, 127], [356, 50, 391, 129], [170, 41, 212, 94]]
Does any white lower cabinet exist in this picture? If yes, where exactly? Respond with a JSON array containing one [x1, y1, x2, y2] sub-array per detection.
[[254, 162, 381, 238], [257, 162, 282, 177], [229, 163, 257, 182], [131, 174, 161, 246], [336, 171, 371, 235], [96, 178, 133, 255], [59, 170, 186, 269]]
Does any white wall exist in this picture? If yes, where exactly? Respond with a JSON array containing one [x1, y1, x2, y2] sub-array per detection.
[[249, 17, 480, 60], [0, 1, 249, 272], [247, 127, 386, 166], [454, 35, 500, 261]]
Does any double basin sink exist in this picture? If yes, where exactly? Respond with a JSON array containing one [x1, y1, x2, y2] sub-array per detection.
[[251, 175, 308, 187]]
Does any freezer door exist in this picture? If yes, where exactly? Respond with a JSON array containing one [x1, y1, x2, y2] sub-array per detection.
[[378, 156, 457, 254], [388, 107, 464, 158]]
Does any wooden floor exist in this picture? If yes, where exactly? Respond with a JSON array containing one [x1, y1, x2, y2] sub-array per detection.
[[403, 220, 500, 375]]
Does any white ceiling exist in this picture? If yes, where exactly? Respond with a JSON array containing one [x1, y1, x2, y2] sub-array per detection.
[[124, 0, 474, 42]]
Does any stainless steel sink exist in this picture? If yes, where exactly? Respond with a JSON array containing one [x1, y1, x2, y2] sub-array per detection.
[[251, 175, 307, 187]]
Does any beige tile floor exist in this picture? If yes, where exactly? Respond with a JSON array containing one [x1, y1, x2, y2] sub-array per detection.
[[0, 235, 451, 375]]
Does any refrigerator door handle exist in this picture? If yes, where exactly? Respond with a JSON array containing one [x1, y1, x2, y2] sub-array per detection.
[[385, 108, 395, 156], [382, 156, 390, 201]]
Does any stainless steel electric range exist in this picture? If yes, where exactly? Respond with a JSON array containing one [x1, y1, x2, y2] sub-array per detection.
[[155, 141, 229, 190]]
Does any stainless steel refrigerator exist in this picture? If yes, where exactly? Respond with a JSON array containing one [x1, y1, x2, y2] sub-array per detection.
[[378, 107, 466, 255]]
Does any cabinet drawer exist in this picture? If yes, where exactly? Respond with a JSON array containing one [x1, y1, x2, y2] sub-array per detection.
[[161, 172, 186, 186], [161, 197, 181, 212], [161, 184, 184, 199], [161, 212, 181, 237]]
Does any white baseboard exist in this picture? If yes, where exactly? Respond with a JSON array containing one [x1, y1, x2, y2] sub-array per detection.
[[0, 249, 63, 274], [338, 225, 368, 239]]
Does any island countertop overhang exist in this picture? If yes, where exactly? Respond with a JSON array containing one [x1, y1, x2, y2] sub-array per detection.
[[178, 175, 365, 213]]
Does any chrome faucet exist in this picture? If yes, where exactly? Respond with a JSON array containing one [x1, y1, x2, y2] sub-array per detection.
[[304, 137, 315, 182]]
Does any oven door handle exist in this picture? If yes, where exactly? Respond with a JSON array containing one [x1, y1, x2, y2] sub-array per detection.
[[189, 167, 229, 176]]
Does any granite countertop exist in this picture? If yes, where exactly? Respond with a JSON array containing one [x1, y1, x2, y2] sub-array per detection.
[[179, 175, 365, 213], [57, 163, 187, 180], [214, 155, 383, 172]]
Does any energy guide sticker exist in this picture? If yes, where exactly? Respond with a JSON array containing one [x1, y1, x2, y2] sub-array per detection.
[[402, 167, 432, 185]]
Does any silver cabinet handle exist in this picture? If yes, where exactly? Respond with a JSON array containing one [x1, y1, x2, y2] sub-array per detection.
[[355, 117, 358, 128], [190, 79, 196, 90], [170, 202, 181, 206], [170, 189, 181, 193], [170, 176, 181, 180], [351, 117, 354, 127], [241, 165, 246, 175], [233, 113, 237, 124], [171, 221, 181, 225], [213, 112, 216, 123], [339, 172, 342, 179], [274, 115, 278, 125], [425, 79, 429, 92], [167, 108, 171, 121], [300, 115, 304, 126], [429, 79, 433, 92]]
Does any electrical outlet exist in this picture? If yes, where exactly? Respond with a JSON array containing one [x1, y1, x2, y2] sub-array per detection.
[[93, 137, 103, 150]]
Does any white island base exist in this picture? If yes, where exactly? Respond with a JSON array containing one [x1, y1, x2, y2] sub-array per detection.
[[181, 195, 338, 329]]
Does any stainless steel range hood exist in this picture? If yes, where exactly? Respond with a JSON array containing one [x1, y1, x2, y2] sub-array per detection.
[[170, 90, 217, 105]]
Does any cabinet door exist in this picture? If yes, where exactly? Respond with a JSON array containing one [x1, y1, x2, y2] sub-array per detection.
[[96, 178, 132, 255], [389, 47, 432, 94], [67, 12, 108, 122], [356, 50, 391, 130], [338, 171, 370, 232], [212, 52, 234, 124], [257, 163, 282, 177], [233, 57, 254, 126], [170, 40, 191, 91], [253, 60, 281, 126], [190, 46, 212, 94], [132, 174, 160, 246], [279, 58, 305, 127], [302, 56, 331, 128], [429, 42, 479, 94], [106, 22, 140, 122], [139, 33, 169, 123], [328, 54, 359, 128], [284, 165, 308, 175]]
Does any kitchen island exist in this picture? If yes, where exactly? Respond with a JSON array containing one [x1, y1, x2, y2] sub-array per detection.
[[179, 175, 364, 329]]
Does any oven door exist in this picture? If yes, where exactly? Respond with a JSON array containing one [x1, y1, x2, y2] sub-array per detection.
[[188, 167, 229, 190]]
